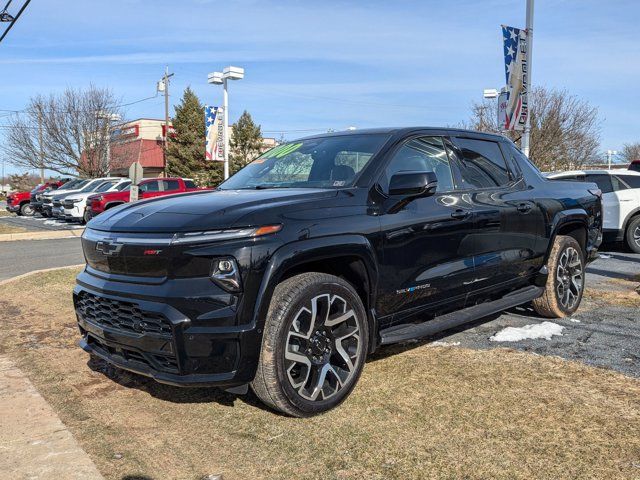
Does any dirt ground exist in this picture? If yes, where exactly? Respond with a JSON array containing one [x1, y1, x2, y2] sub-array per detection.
[[0, 267, 639, 480]]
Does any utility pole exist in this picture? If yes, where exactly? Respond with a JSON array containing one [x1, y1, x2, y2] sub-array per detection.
[[607, 150, 617, 170], [521, 0, 534, 157], [37, 107, 44, 183], [159, 66, 174, 177]]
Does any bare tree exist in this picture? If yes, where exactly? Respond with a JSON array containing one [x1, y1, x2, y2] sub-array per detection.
[[8, 172, 40, 191], [3, 86, 126, 177], [621, 142, 640, 163], [466, 87, 601, 171]]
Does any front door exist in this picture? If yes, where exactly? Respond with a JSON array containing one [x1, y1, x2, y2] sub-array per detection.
[[376, 136, 476, 322]]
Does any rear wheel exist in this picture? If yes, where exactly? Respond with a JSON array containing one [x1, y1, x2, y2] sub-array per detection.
[[19, 203, 34, 216], [251, 272, 369, 417], [533, 235, 585, 318], [82, 209, 91, 225], [625, 216, 640, 254]]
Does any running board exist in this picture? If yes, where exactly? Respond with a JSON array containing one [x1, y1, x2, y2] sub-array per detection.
[[379, 285, 543, 345]]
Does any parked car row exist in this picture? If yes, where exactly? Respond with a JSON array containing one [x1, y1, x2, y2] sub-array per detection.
[[6, 176, 205, 224]]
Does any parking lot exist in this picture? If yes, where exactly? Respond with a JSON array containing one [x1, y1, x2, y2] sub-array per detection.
[[0, 213, 84, 232]]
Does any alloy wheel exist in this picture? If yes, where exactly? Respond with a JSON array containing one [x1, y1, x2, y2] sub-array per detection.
[[285, 293, 361, 402], [634, 225, 640, 248], [556, 246, 583, 310]]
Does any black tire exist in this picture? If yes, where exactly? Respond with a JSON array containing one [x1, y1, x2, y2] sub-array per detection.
[[251, 272, 369, 417], [82, 209, 91, 225], [532, 235, 585, 318], [19, 203, 34, 216], [625, 216, 640, 254]]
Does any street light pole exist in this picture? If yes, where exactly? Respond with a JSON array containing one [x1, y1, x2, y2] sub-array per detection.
[[223, 76, 229, 180], [159, 66, 174, 177], [521, 0, 534, 157], [208, 66, 244, 180]]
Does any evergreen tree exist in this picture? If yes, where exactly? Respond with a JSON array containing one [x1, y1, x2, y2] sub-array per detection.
[[166, 87, 206, 179], [230, 110, 263, 174]]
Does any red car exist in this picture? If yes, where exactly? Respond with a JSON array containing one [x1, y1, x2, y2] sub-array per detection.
[[87, 177, 205, 219], [6, 181, 63, 216]]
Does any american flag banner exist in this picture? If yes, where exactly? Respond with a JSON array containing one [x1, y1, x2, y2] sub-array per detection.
[[205, 105, 224, 161], [502, 25, 528, 131]]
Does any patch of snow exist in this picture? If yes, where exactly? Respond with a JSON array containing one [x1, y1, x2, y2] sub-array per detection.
[[598, 254, 612, 259], [569, 318, 581, 323], [428, 341, 461, 347], [489, 321, 565, 342]]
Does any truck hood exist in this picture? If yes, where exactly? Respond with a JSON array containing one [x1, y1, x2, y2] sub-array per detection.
[[88, 188, 339, 233]]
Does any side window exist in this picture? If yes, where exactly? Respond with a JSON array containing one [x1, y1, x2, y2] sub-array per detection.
[[453, 137, 512, 188], [610, 176, 628, 192], [162, 180, 180, 191], [618, 175, 640, 189], [384, 136, 455, 192], [585, 174, 613, 194], [139, 181, 159, 193], [184, 180, 197, 189]]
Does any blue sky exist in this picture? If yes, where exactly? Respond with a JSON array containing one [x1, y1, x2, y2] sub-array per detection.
[[1, 0, 638, 175]]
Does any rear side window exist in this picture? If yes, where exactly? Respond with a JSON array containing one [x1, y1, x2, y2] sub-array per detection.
[[618, 175, 640, 189], [585, 174, 613, 194], [184, 180, 197, 189], [162, 180, 180, 191], [453, 138, 512, 188]]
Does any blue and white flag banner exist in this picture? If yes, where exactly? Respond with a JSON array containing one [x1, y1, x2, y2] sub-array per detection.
[[502, 25, 528, 131], [205, 105, 224, 162]]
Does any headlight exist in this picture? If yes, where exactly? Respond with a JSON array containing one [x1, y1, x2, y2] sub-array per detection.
[[171, 224, 282, 245]]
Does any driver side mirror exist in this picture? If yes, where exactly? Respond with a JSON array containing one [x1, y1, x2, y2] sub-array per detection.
[[389, 171, 438, 198]]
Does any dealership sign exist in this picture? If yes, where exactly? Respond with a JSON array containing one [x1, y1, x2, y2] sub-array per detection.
[[501, 25, 528, 131], [205, 105, 224, 162]]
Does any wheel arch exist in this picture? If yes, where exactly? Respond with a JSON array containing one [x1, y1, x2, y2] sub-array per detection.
[[104, 201, 124, 210], [622, 206, 640, 232], [547, 209, 589, 261], [252, 235, 379, 354]]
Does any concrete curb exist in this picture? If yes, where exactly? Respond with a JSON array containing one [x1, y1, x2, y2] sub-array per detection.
[[0, 264, 85, 287], [0, 228, 84, 242]]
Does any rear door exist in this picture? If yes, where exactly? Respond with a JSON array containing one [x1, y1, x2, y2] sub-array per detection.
[[449, 136, 545, 293], [612, 174, 640, 229]]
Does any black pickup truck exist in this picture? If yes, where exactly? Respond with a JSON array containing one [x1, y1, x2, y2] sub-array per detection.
[[74, 128, 602, 416]]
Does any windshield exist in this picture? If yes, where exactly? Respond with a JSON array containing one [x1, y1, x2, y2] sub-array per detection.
[[94, 181, 119, 193], [219, 134, 389, 190], [69, 180, 89, 191], [57, 179, 80, 191], [114, 180, 131, 191], [78, 180, 105, 193]]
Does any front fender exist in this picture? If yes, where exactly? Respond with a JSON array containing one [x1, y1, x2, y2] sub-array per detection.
[[251, 234, 379, 351], [545, 208, 589, 262]]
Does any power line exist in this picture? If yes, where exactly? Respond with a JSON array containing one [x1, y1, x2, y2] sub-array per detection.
[[0, 0, 31, 44]]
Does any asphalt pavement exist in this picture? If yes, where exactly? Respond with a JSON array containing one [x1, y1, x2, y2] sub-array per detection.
[[0, 214, 84, 232], [0, 237, 84, 281]]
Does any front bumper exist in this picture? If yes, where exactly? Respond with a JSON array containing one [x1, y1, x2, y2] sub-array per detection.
[[5, 204, 19, 213], [74, 267, 261, 388], [63, 204, 83, 220], [52, 205, 64, 217]]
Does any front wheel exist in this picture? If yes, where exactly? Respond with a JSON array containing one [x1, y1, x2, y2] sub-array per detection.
[[20, 203, 34, 216], [533, 235, 585, 318], [251, 272, 369, 417], [625, 216, 640, 254], [82, 209, 91, 225]]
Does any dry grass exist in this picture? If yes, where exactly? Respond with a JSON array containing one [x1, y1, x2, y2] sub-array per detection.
[[0, 223, 26, 234], [0, 268, 639, 480], [0, 210, 12, 217]]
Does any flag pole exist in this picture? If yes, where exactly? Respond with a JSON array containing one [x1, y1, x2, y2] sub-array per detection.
[[521, 0, 534, 157]]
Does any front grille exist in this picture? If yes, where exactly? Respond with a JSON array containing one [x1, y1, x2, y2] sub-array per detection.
[[43, 198, 52, 205], [87, 335, 179, 373], [53, 199, 61, 207], [76, 291, 172, 337], [62, 199, 74, 208]]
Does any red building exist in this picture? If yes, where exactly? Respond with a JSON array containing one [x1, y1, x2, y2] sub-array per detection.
[[109, 119, 173, 177]]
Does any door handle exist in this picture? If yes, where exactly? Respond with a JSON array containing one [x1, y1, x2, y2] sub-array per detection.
[[517, 203, 532, 213], [450, 209, 470, 220]]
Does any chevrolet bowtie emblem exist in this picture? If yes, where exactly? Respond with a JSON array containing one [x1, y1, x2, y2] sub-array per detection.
[[95, 241, 124, 257]]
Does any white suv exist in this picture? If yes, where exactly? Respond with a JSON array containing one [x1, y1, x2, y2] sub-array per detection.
[[62, 178, 130, 224], [547, 169, 640, 253]]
